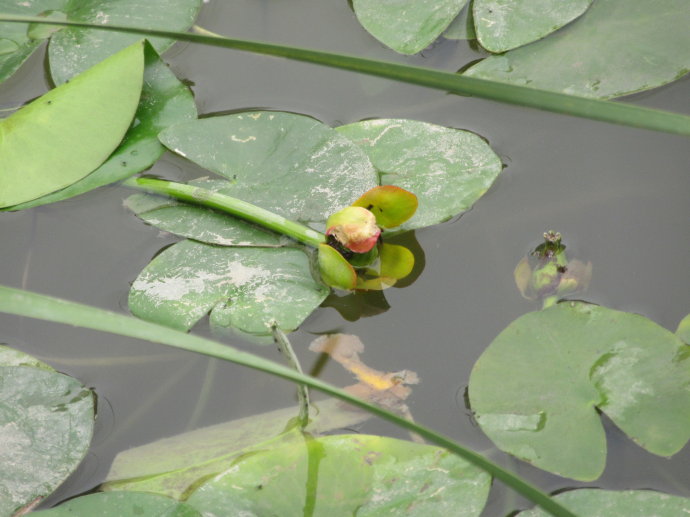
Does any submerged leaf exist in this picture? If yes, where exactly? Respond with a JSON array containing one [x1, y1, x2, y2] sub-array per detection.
[[516, 489, 690, 516], [469, 301, 690, 480], [352, 0, 468, 54], [128, 240, 328, 336], [473, 0, 593, 53], [465, 0, 690, 99], [158, 112, 378, 224], [33, 492, 200, 516], [47, 0, 202, 84], [0, 346, 94, 515], [0, 41, 144, 208], [9, 42, 197, 211], [337, 119, 502, 232], [677, 313, 690, 344], [186, 434, 491, 517]]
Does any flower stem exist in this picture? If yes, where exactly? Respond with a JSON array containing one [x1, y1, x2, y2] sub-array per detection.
[[273, 326, 310, 428], [123, 177, 326, 248]]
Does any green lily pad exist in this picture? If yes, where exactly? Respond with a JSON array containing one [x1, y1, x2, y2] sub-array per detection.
[[47, 0, 202, 84], [677, 313, 690, 344], [128, 239, 329, 335], [102, 399, 371, 499], [464, 0, 690, 99], [469, 301, 690, 481], [352, 185, 418, 229], [516, 489, 690, 516], [444, 2, 476, 40], [186, 434, 491, 516], [158, 112, 378, 224], [337, 119, 502, 232], [125, 187, 282, 247], [0, 0, 67, 84], [352, 0, 468, 55], [0, 40, 144, 208], [7, 43, 197, 211], [473, 0, 593, 53], [0, 346, 94, 516], [318, 243, 357, 290], [33, 492, 200, 516]]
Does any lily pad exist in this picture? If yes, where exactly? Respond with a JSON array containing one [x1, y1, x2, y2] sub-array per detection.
[[352, 0, 468, 55], [158, 112, 378, 224], [128, 239, 329, 335], [33, 492, 200, 516], [186, 434, 491, 516], [8, 42, 197, 211], [516, 489, 690, 517], [47, 0, 202, 84], [469, 301, 690, 481], [0, 346, 94, 516], [0, 0, 67, 84], [102, 399, 371, 499], [0, 40, 144, 208], [337, 119, 502, 232], [473, 0, 593, 53], [464, 0, 690, 99]]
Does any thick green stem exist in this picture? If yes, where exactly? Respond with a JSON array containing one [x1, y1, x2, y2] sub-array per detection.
[[123, 177, 326, 248]]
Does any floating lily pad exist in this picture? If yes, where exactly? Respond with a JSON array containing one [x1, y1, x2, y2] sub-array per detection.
[[464, 0, 690, 99], [102, 399, 371, 499], [516, 489, 690, 516], [337, 119, 502, 232], [469, 301, 690, 481], [186, 434, 491, 516], [158, 112, 378, 224], [0, 0, 67, 84], [0, 346, 94, 515], [8, 43, 197, 211], [47, 0, 202, 84], [0, 41, 143, 208], [33, 492, 200, 516], [352, 0, 468, 54], [128, 240, 329, 335], [473, 0, 593, 53]]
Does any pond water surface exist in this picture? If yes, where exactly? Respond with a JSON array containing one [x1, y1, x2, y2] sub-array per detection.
[[1, 1, 689, 515]]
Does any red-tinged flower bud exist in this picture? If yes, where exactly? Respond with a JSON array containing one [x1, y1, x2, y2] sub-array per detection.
[[326, 206, 381, 253]]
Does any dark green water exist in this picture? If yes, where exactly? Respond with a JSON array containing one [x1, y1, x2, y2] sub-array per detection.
[[1, 1, 689, 514]]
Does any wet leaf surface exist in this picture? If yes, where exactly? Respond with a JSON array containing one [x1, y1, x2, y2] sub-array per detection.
[[465, 0, 690, 98], [337, 119, 502, 232], [0, 346, 94, 516], [186, 434, 491, 516], [128, 240, 329, 335], [473, 0, 593, 53], [0, 41, 143, 208], [352, 0, 468, 54], [469, 301, 690, 480], [516, 489, 690, 516], [158, 112, 378, 224]]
